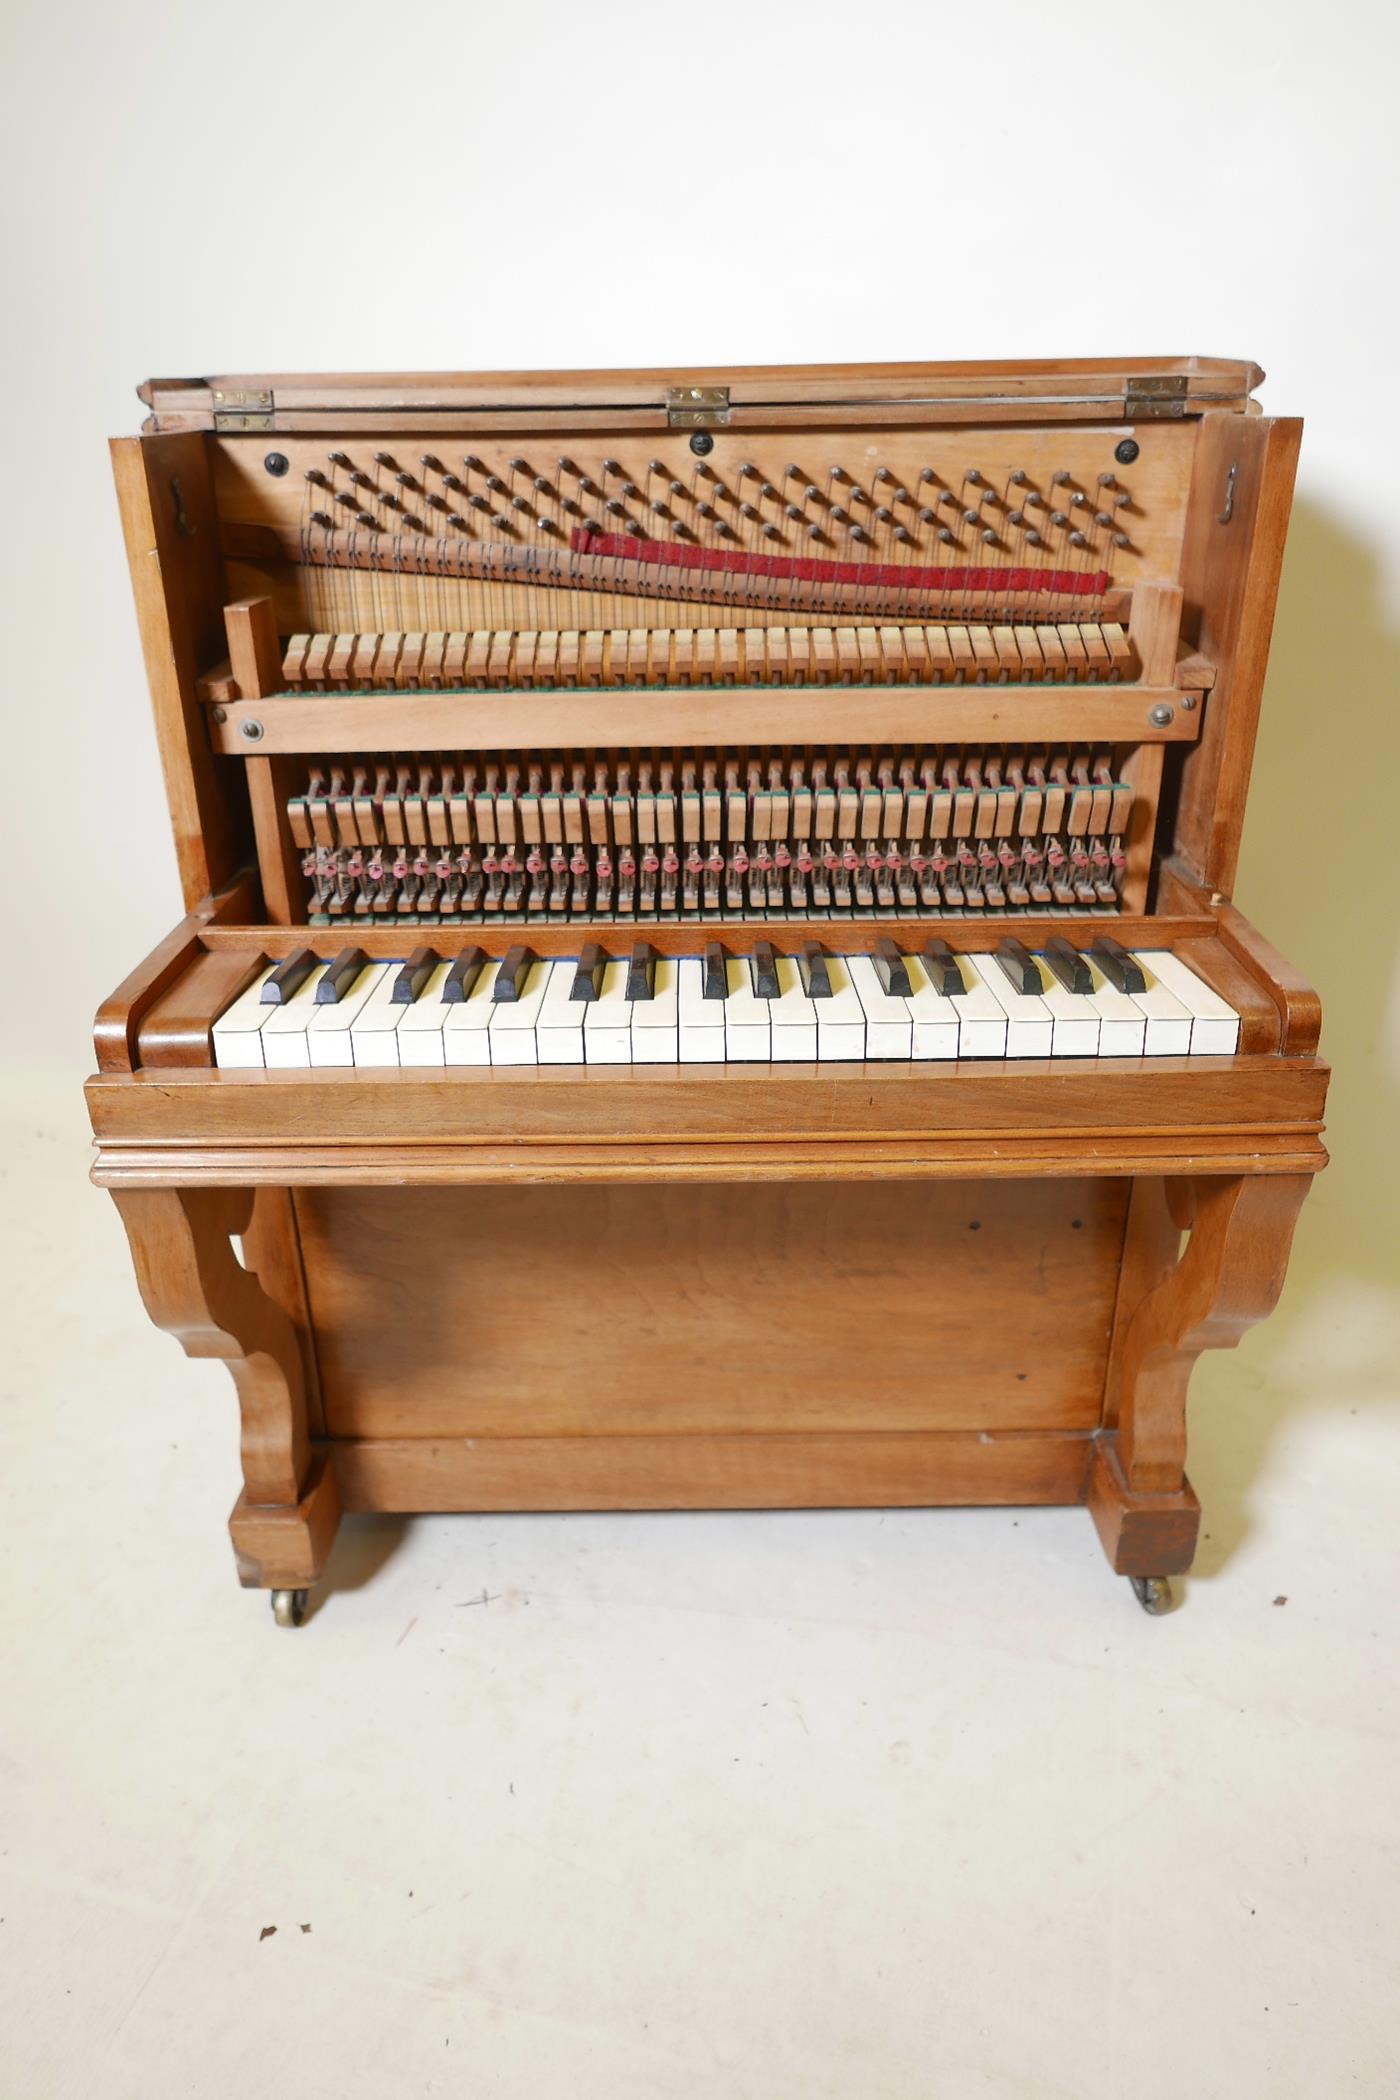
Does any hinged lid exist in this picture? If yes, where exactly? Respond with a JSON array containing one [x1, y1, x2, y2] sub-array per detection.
[[137, 357, 1264, 434]]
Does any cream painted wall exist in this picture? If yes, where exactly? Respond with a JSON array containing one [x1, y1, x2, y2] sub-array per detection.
[[3, 0, 1396, 1294]]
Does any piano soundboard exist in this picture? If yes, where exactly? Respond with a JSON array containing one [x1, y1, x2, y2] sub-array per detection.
[[90, 359, 1327, 1627]]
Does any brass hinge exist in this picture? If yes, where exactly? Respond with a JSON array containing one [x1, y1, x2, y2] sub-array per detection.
[[1124, 374, 1189, 421], [212, 386, 275, 432], [666, 385, 731, 430]]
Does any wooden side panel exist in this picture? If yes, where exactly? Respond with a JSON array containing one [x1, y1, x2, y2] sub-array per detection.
[[296, 1179, 1127, 1441], [110, 434, 247, 905], [1173, 414, 1302, 891]]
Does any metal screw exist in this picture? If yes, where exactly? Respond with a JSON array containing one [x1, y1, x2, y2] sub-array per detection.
[[211, 705, 227, 723], [1149, 703, 1173, 726], [1115, 438, 1140, 466], [689, 431, 714, 457], [240, 718, 265, 741], [1182, 693, 1198, 711], [264, 452, 290, 477]]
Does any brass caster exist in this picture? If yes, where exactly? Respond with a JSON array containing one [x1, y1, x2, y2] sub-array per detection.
[[270, 1588, 308, 1628], [1130, 1575, 1175, 1616]]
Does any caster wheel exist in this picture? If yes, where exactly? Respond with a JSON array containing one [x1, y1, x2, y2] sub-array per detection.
[[270, 1588, 308, 1628], [1130, 1575, 1174, 1616]]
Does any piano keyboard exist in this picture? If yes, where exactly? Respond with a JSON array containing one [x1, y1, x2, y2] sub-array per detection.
[[212, 941, 1241, 1070]]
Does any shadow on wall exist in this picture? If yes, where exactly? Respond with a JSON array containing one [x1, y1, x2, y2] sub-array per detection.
[[1232, 496, 1400, 1299], [1187, 497, 1400, 1574]]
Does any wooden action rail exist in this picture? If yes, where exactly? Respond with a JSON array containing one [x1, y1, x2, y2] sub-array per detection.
[[91, 358, 1326, 1625]]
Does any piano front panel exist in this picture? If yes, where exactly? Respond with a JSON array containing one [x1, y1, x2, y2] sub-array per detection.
[[297, 1178, 1127, 1443]]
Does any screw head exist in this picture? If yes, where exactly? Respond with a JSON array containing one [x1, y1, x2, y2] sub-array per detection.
[[1149, 703, 1174, 727], [689, 431, 715, 457], [240, 718, 265, 741], [1182, 693, 1198, 711], [211, 704, 227, 723], [264, 452, 290, 477], [1115, 438, 1140, 466]]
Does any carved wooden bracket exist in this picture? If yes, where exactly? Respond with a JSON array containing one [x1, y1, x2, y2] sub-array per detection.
[[1108, 1174, 1311, 1492], [112, 1187, 310, 1505]]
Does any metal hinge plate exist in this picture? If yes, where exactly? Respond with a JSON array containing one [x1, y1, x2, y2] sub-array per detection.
[[212, 387, 275, 432], [1124, 374, 1189, 420], [666, 385, 731, 430]]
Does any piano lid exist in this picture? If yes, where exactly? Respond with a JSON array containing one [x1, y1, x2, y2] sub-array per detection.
[[136, 356, 1266, 435]]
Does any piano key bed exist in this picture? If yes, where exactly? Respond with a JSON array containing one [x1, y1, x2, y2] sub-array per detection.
[[213, 940, 1240, 1070]]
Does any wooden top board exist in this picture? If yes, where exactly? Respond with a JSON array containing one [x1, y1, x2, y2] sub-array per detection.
[[138, 357, 1265, 433]]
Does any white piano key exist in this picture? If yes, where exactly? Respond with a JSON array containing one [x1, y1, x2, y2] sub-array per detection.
[[262, 963, 330, 1069], [770, 956, 817, 1062], [211, 965, 278, 1069], [1136, 951, 1240, 1055], [723, 955, 770, 1062], [1037, 973, 1102, 1058], [1122, 955, 1192, 1056], [945, 962, 1008, 1059], [969, 954, 1052, 1058], [349, 962, 412, 1067], [1080, 958, 1148, 1058], [537, 956, 588, 1065], [584, 960, 633, 1064], [813, 956, 867, 1062], [847, 954, 913, 1059], [396, 961, 454, 1067], [442, 958, 500, 1066], [678, 957, 727, 1065], [630, 956, 679, 1064], [488, 958, 551, 1066], [306, 962, 389, 1067], [904, 955, 960, 1060]]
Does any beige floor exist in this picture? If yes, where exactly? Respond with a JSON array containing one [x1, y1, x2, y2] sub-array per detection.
[[1, 1062, 1395, 2099]]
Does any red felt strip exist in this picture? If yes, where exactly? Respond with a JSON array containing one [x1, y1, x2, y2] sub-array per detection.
[[568, 527, 1107, 598]]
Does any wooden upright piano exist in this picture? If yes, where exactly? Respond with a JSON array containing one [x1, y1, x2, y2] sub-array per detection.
[[88, 358, 1328, 1624]]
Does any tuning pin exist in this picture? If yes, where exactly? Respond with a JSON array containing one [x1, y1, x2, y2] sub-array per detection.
[[508, 457, 528, 473], [762, 522, 782, 540], [669, 478, 686, 498], [1026, 529, 1044, 547], [711, 481, 729, 501], [1010, 469, 1028, 485], [894, 525, 913, 544], [1050, 510, 1069, 528], [918, 506, 936, 524], [875, 466, 894, 484], [807, 524, 826, 542], [395, 471, 418, 491], [602, 458, 622, 478], [420, 453, 444, 473], [446, 511, 467, 528], [335, 489, 357, 508], [1095, 511, 1115, 529], [939, 489, 957, 508], [1026, 491, 1045, 509], [511, 495, 533, 515], [965, 468, 982, 486], [874, 505, 892, 523], [484, 474, 504, 493], [349, 469, 371, 488], [426, 492, 448, 512], [803, 484, 821, 505], [696, 501, 716, 520], [305, 467, 328, 486], [560, 497, 582, 518], [1071, 490, 1088, 507], [442, 472, 463, 492], [536, 516, 558, 536], [556, 455, 578, 476], [937, 526, 955, 544], [740, 502, 758, 520], [1115, 490, 1132, 507], [1112, 531, 1131, 548], [962, 509, 980, 526], [532, 476, 553, 496], [831, 506, 848, 525], [468, 494, 490, 512], [328, 451, 352, 469], [648, 459, 666, 476], [981, 527, 998, 545], [1052, 470, 1072, 486], [919, 466, 936, 483], [849, 524, 868, 544], [829, 465, 847, 484], [760, 481, 778, 501], [1097, 471, 1117, 488], [785, 463, 804, 480], [356, 510, 377, 529], [737, 461, 756, 479], [1008, 509, 1025, 527], [310, 510, 335, 530], [378, 491, 401, 512], [463, 454, 484, 473], [605, 498, 627, 517], [373, 451, 397, 468], [620, 481, 640, 501], [1068, 531, 1087, 548]]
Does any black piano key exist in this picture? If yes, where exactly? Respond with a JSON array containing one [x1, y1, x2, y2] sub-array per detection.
[[750, 940, 779, 1000], [626, 941, 657, 1002], [995, 937, 1044, 996], [391, 944, 440, 1004], [703, 942, 729, 1000], [492, 944, 535, 1002], [922, 938, 965, 996], [872, 936, 912, 998], [570, 943, 607, 1003], [800, 940, 832, 999], [315, 946, 369, 1003], [441, 945, 485, 1002], [1089, 935, 1147, 995], [1043, 936, 1092, 996], [261, 947, 318, 1005]]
